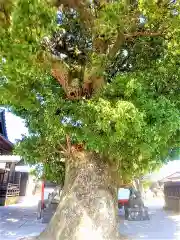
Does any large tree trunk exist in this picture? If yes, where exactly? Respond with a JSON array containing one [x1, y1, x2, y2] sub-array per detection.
[[24, 152, 127, 240]]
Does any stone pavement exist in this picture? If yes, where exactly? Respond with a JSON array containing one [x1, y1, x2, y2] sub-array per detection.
[[0, 197, 46, 240], [0, 196, 180, 240], [119, 198, 180, 240]]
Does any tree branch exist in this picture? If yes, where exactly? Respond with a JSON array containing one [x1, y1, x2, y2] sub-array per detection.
[[59, 143, 67, 153], [55, 0, 94, 27], [66, 135, 71, 155], [0, 5, 11, 27], [125, 31, 162, 39], [108, 30, 162, 59], [108, 31, 124, 58]]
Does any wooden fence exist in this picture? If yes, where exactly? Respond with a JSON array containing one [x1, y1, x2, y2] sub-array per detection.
[[0, 183, 20, 205]]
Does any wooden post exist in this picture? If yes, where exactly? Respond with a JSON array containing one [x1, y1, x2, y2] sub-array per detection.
[[41, 180, 45, 209]]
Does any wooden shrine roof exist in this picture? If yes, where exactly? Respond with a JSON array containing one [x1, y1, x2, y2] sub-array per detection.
[[0, 134, 13, 155]]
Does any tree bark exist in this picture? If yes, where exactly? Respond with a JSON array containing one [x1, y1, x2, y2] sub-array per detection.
[[134, 178, 144, 198], [23, 152, 127, 240]]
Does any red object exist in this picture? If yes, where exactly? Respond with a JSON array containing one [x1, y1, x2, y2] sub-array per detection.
[[118, 199, 129, 205], [41, 181, 45, 209]]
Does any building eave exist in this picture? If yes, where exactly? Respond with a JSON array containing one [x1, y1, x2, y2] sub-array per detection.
[[0, 155, 21, 163], [0, 134, 13, 148]]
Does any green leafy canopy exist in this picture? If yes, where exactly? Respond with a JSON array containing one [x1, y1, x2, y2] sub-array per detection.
[[0, 0, 180, 181]]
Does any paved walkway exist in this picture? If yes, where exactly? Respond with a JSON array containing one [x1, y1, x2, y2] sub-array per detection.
[[120, 198, 180, 240], [0, 198, 45, 240], [0, 197, 180, 239]]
